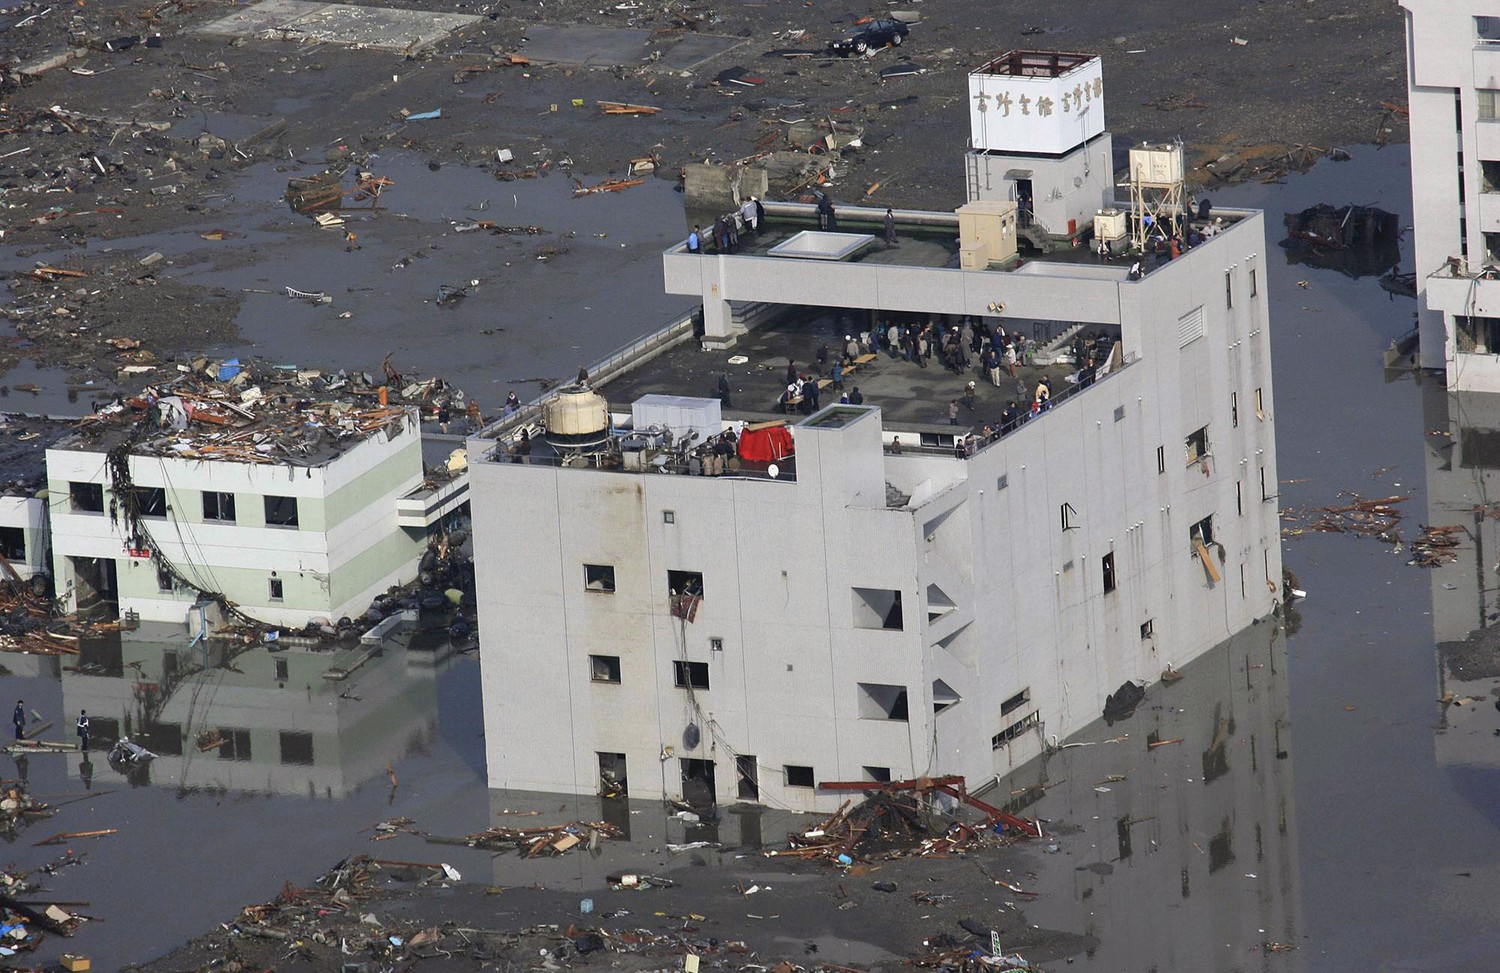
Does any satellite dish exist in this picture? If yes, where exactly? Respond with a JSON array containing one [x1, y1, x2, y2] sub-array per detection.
[[767, 463, 780, 479], [683, 723, 701, 750]]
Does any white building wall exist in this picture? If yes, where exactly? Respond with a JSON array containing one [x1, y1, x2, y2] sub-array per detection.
[[1403, 0, 1500, 382], [46, 415, 424, 627], [473, 215, 1281, 811], [0, 493, 48, 579]]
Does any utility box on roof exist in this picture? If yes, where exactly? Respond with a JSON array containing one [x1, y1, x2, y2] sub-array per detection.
[[968, 51, 1104, 156], [1094, 208, 1127, 242], [957, 199, 1018, 268], [631, 394, 721, 447]]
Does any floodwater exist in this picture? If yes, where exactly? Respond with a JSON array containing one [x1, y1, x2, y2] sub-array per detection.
[[0, 151, 696, 414], [6, 144, 1500, 972]]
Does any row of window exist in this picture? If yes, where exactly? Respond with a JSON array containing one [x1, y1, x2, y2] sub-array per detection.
[[69, 481, 301, 527]]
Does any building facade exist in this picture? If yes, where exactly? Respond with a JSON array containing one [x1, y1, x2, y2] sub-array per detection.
[[47, 410, 429, 628], [1402, 1, 1500, 386], [470, 202, 1282, 813]]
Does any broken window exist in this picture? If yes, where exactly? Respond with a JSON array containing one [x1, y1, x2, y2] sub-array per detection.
[[590, 654, 622, 683], [1231, 391, 1239, 428], [0, 527, 25, 561], [736, 755, 759, 800], [1260, 466, 1271, 501], [709, 636, 724, 652], [673, 660, 710, 690], [268, 576, 284, 601], [1185, 426, 1209, 463], [852, 587, 903, 630], [1001, 688, 1031, 717], [863, 766, 893, 783], [680, 758, 716, 803], [1156, 445, 1166, 474], [784, 764, 815, 788], [70, 481, 104, 513], [1140, 618, 1154, 640], [1254, 387, 1265, 420], [264, 495, 299, 527], [129, 486, 167, 518], [216, 728, 252, 761], [1060, 501, 1079, 531], [1102, 551, 1117, 593], [279, 730, 314, 766], [156, 561, 174, 592], [668, 570, 703, 599], [1190, 515, 1215, 549], [598, 752, 628, 798], [1456, 315, 1500, 353], [584, 564, 616, 593], [203, 491, 236, 522], [857, 682, 910, 721], [991, 711, 1040, 749]]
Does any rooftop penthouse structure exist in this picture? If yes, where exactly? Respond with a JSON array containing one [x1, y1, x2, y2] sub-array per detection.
[[468, 53, 1283, 812]]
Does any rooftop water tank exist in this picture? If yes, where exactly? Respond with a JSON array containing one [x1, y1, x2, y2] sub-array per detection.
[[543, 384, 611, 449]]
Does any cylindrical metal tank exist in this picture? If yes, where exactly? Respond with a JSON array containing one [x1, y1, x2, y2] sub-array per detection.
[[543, 384, 611, 449]]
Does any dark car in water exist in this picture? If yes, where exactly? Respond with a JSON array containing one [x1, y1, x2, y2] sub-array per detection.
[[829, 18, 909, 56]]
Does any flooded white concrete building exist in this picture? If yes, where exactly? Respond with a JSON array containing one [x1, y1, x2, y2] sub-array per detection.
[[45, 392, 463, 628], [1402, 1, 1500, 386], [469, 53, 1284, 812]]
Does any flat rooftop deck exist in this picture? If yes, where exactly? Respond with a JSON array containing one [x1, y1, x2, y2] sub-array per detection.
[[599, 310, 1109, 430]]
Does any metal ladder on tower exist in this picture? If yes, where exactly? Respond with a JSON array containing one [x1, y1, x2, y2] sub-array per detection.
[[965, 150, 981, 202]]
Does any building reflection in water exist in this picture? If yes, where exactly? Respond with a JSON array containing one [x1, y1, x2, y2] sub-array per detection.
[[59, 622, 450, 798], [996, 623, 1303, 971]]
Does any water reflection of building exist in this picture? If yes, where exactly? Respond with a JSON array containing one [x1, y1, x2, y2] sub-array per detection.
[[1422, 385, 1500, 757], [1000, 624, 1302, 971], [60, 625, 446, 797]]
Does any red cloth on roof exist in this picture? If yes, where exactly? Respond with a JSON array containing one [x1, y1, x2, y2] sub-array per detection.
[[738, 425, 794, 462]]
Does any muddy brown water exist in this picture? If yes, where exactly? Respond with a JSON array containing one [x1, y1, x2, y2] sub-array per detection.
[[6, 145, 1500, 972]]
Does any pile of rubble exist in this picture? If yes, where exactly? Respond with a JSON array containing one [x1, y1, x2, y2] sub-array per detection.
[[436, 820, 623, 858], [768, 777, 1039, 865], [0, 781, 52, 839], [1280, 492, 1407, 541]]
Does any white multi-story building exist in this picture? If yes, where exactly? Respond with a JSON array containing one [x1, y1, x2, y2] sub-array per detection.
[[1402, 2, 1500, 386], [469, 54, 1283, 812], [45, 388, 460, 629]]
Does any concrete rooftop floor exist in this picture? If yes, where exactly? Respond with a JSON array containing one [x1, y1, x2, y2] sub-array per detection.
[[599, 310, 1113, 430]]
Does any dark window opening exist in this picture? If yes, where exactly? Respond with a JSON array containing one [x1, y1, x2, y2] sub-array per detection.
[[203, 491, 236, 522], [1254, 387, 1265, 420], [590, 654, 622, 683], [141, 721, 183, 756], [1224, 269, 1233, 308], [1190, 515, 1216, 551], [216, 728, 252, 761], [857, 682, 910, 721], [0, 527, 25, 561], [90, 716, 120, 746], [863, 765, 893, 783], [279, 730, 314, 766], [70, 481, 104, 513], [1060, 501, 1079, 531], [1478, 15, 1500, 40], [1457, 315, 1500, 354], [1260, 466, 1271, 501], [1185, 426, 1210, 463], [1484, 160, 1500, 193], [668, 569, 703, 599], [1231, 391, 1239, 428], [1102, 551, 1117, 593], [852, 587, 903, 630], [598, 752, 628, 798], [1001, 688, 1031, 716], [1140, 618, 1154, 639], [268, 577, 284, 601], [785, 764, 815, 788], [264, 495, 299, 527], [673, 659, 710, 690], [1156, 445, 1166, 475], [709, 636, 724, 652], [736, 755, 760, 801], [1249, 268, 1258, 297], [663, 510, 676, 524], [156, 562, 174, 592], [992, 711, 1040, 749], [679, 758, 716, 806], [129, 486, 167, 518], [275, 657, 289, 682], [584, 563, 616, 592]]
